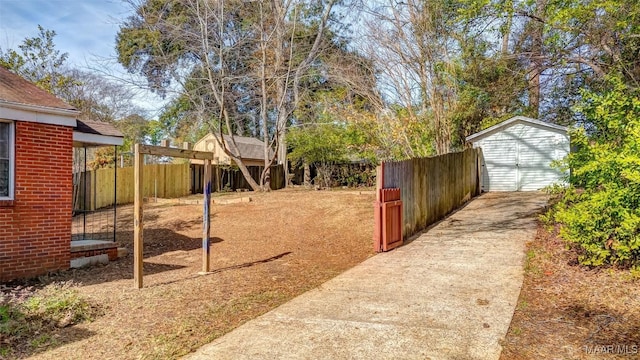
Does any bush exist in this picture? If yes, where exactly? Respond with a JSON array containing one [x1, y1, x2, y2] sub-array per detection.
[[287, 122, 378, 188], [21, 282, 96, 328], [549, 78, 640, 267], [334, 163, 376, 187]]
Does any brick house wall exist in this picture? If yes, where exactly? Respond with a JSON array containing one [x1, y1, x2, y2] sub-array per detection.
[[0, 121, 73, 281]]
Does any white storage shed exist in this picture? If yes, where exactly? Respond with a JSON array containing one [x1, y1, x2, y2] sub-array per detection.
[[466, 116, 569, 191]]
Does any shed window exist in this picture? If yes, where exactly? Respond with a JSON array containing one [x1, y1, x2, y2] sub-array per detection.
[[0, 121, 14, 199]]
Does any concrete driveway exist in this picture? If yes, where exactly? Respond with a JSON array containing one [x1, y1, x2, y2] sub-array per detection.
[[185, 192, 548, 360]]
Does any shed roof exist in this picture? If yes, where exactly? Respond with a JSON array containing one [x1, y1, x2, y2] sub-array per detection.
[[0, 66, 76, 111], [223, 134, 271, 160], [197, 133, 272, 160], [466, 116, 568, 142]]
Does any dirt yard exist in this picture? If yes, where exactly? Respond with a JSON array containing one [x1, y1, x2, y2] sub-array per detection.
[[500, 226, 640, 359], [15, 189, 376, 359]]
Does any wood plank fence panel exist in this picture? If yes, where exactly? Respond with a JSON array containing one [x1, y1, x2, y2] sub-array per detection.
[[82, 162, 287, 210], [382, 148, 480, 240], [87, 164, 190, 209], [191, 164, 285, 193]]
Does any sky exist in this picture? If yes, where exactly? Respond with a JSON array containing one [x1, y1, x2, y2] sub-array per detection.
[[0, 0, 165, 115]]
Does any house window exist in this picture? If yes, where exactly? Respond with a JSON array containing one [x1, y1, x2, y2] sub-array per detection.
[[0, 121, 14, 199]]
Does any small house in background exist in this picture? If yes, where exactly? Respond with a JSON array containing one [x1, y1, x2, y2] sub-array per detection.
[[192, 133, 272, 167], [0, 67, 123, 281], [466, 116, 569, 191]]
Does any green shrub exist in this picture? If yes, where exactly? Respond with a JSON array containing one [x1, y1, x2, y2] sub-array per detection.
[[549, 78, 640, 267], [22, 282, 97, 327], [0, 282, 101, 357]]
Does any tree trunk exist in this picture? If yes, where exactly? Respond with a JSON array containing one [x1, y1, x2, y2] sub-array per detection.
[[277, 128, 289, 186], [259, 0, 271, 191], [501, 1, 513, 55], [272, 0, 289, 188], [228, 153, 261, 191], [303, 161, 311, 187], [528, 0, 547, 118]]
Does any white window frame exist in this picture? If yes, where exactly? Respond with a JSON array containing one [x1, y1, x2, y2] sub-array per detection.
[[0, 120, 14, 200]]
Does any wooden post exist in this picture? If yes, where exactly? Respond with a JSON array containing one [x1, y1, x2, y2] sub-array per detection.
[[373, 163, 384, 252], [132, 143, 215, 284], [202, 159, 212, 272], [134, 144, 144, 289], [90, 169, 96, 211], [376, 163, 385, 200], [216, 164, 220, 192]]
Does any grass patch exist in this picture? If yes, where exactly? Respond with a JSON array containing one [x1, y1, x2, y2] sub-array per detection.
[[517, 300, 528, 311], [0, 281, 102, 359], [524, 249, 541, 275], [511, 327, 522, 336], [501, 225, 640, 359]]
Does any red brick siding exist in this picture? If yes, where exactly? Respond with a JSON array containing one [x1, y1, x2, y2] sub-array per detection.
[[70, 248, 118, 261], [0, 121, 73, 281]]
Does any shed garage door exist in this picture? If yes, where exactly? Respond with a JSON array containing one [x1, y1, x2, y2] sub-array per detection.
[[481, 136, 566, 191], [481, 139, 518, 191], [467, 116, 570, 192]]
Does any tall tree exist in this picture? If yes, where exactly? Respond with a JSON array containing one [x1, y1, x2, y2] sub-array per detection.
[[117, 0, 341, 190], [361, 0, 473, 155], [0, 25, 77, 97], [1, 26, 146, 126], [1, 26, 153, 169], [465, 0, 640, 122], [63, 69, 145, 123]]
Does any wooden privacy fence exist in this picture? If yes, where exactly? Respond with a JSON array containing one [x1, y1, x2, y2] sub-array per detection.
[[190, 164, 285, 193], [379, 147, 481, 241], [78, 162, 286, 210], [78, 163, 190, 210]]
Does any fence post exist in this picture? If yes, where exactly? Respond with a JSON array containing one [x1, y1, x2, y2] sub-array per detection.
[[376, 163, 384, 200], [373, 163, 385, 252]]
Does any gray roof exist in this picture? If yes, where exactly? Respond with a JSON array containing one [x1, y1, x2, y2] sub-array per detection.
[[466, 116, 568, 142], [222, 134, 272, 160]]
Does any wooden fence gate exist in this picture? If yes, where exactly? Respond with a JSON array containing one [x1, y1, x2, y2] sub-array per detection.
[[374, 188, 403, 252]]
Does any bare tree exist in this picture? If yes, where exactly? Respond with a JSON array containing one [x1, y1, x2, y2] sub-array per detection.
[[361, 0, 460, 155], [63, 69, 145, 123], [117, 0, 339, 191]]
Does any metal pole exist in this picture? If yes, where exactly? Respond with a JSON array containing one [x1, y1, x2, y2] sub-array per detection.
[[114, 146, 117, 242], [83, 146, 87, 240], [93, 152, 97, 210], [134, 144, 144, 288], [152, 156, 157, 202], [202, 159, 211, 272]]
